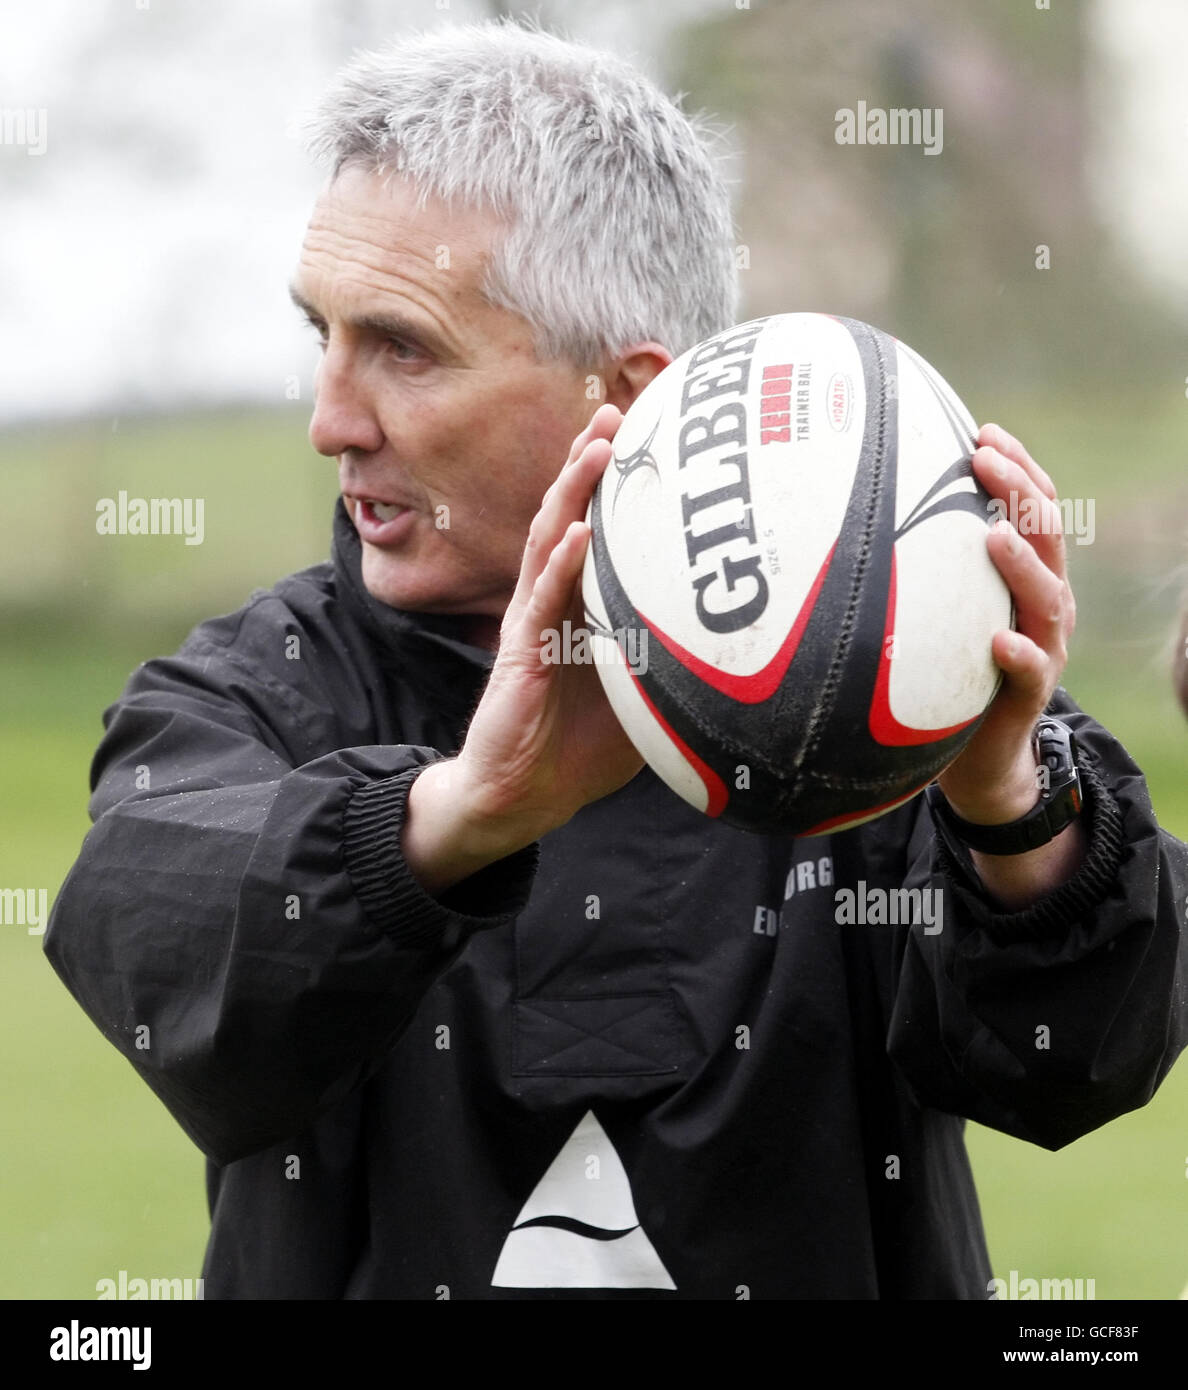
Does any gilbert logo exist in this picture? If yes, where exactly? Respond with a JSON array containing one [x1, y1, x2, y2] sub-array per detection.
[[678, 323, 769, 635], [49, 1321, 151, 1370]]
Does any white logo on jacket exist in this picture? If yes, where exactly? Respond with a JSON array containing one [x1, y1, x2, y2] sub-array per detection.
[[491, 1111, 674, 1290], [753, 854, 834, 935]]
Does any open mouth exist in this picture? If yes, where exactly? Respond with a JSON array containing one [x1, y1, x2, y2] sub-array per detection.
[[364, 500, 404, 523], [353, 496, 415, 543]]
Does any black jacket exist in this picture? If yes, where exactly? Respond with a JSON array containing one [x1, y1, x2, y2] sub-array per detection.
[[44, 500, 1188, 1298]]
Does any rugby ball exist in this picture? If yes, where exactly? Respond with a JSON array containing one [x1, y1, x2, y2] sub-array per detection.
[[581, 312, 1013, 836]]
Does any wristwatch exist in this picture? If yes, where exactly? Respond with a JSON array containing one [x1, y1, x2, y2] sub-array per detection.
[[926, 716, 1083, 856]]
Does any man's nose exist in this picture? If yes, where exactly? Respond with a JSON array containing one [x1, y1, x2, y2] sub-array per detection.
[[308, 345, 385, 459]]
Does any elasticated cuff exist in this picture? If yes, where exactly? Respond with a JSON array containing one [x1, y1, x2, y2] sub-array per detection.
[[933, 756, 1126, 942], [342, 765, 539, 950]]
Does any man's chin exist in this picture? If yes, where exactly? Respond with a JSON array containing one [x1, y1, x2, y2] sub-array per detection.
[[359, 551, 432, 613], [359, 550, 487, 618]]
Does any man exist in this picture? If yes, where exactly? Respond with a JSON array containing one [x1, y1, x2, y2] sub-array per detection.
[[46, 21, 1188, 1298]]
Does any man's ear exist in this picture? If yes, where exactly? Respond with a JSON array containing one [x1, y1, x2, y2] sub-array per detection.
[[601, 342, 673, 413]]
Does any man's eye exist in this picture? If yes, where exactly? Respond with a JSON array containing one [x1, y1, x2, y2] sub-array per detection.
[[388, 338, 422, 363], [303, 319, 328, 348]]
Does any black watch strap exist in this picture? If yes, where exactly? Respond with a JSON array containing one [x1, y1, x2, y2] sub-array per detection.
[[927, 717, 1083, 856]]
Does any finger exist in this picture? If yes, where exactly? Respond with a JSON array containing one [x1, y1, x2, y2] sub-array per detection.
[[591, 401, 623, 436], [974, 445, 1068, 583], [520, 520, 591, 651], [986, 519, 1072, 658], [565, 420, 595, 468], [988, 628, 1051, 711], [564, 403, 623, 469], [977, 423, 1057, 501], [510, 438, 612, 614], [513, 406, 621, 621], [564, 411, 603, 468], [956, 627, 1052, 776]]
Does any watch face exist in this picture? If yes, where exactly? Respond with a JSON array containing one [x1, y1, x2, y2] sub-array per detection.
[[932, 717, 1083, 856], [1036, 715, 1071, 763]]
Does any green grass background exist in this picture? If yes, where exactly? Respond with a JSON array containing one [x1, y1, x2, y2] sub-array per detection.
[[1, 398, 1186, 1300]]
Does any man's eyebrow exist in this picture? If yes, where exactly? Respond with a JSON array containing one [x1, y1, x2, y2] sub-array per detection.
[[288, 285, 325, 324], [288, 284, 452, 359]]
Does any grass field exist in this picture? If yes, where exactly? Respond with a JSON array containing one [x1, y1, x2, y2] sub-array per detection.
[[0, 635, 212, 1300], [2, 396, 1186, 1300]]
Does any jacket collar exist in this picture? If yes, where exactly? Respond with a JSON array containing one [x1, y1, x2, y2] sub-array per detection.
[[330, 498, 496, 672]]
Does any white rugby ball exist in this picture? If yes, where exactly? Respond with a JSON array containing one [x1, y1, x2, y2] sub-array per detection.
[[581, 312, 1013, 835]]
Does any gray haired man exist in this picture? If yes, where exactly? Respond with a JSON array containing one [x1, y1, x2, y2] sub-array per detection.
[[46, 20, 1188, 1299]]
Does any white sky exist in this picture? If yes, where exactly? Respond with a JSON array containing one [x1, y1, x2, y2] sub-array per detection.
[[0, 0, 1183, 422], [1087, 0, 1188, 310]]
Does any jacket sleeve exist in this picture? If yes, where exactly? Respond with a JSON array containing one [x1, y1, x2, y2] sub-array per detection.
[[887, 688, 1188, 1150], [43, 599, 536, 1166]]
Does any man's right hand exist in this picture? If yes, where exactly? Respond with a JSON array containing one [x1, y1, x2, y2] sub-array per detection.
[[401, 404, 645, 896]]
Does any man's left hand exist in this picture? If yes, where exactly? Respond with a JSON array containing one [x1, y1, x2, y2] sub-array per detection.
[[933, 423, 1084, 907]]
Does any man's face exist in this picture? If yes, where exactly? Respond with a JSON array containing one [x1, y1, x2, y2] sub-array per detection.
[[292, 166, 597, 626]]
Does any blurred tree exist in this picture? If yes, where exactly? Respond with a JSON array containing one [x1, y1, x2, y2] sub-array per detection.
[[676, 0, 1183, 396]]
